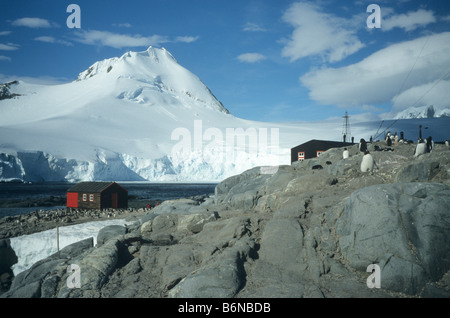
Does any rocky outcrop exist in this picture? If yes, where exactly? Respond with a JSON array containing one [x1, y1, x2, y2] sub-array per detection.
[[2, 142, 449, 298], [0, 239, 17, 293], [337, 182, 450, 294], [1, 237, 94, 298], [0, 81, 20, 100]]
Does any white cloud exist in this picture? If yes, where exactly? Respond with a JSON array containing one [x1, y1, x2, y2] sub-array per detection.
[[391, 80, 450, 111], [113, 23, 132, 28], [0, 56, 11, 62], [12, 17, 55, 28], [281, 1, 364, 63], [74, 30, 169, 49], [383, 9, 436, 31], [0, 43, 19, 51], [35, 36, 73, 46], [300, 32, 450, 112], [360, 104, 384, 113], [73, 30, 199, 48], [242, 23, 266, 32], [0, 31, 12, 36], [237, 53, 267, 63], [174, 36, 199, 43]]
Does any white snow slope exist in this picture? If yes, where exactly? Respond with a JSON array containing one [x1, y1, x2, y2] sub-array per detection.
[[0, 47, 449, 182], [9, 219, 130, 276]]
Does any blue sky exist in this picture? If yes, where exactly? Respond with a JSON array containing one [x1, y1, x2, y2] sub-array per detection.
[[1, 0, 450, 122]]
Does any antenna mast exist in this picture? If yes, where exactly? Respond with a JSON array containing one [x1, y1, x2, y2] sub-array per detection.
[[342, 111, 351, 144]]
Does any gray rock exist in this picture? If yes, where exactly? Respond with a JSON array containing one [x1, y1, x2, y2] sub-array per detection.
[[161, 245, 198, 290], [177, 212, 218, 234], [152, 198, 200, 215], [193, 217, 250, 246], [215, 167, 260, 197], [10, 259, 63, 293], [214, 167, 270, 206], [0, 238, 18, 273], [239, 282, 324, 298], [168, 238, 254, 298], [395, 160, 440, 182], [336, 182, 450, 294], [122, 257, 142, 276], [6, 280, 41, 298], [58, 239, 120, 297], [258, 219, 304, 271], [2, 237, 93, 298], [97, 225, 127, 246], [327, 156, 359, 176], [140, 213, 179, 243], [168, 258, 243, 298]]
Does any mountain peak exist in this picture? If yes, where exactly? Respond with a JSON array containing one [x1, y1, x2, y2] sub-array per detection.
[[144, 46, 177, 63], [73, 47, 229, 114], [76, 47, 179, 82]]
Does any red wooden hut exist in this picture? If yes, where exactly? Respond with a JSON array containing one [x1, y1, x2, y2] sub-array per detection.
[[66, 182, 128, 210]]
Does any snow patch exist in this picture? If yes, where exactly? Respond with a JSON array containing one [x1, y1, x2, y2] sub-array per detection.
[[9, 219, 131, 276]]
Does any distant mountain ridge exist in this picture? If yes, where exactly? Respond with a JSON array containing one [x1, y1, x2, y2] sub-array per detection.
[[393, 104, 450, 119]]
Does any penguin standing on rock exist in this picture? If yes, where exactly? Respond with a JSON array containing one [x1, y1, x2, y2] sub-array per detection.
[[359, 138, 367, 154], [426, 136, 434, 153], [414, 140, 427, 158], [360, 150, 377, 172], [343, 148, 349, 159]]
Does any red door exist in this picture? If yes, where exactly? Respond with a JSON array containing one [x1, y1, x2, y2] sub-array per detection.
[[112, 193, 118, 209], [67, 192, 78, 208]]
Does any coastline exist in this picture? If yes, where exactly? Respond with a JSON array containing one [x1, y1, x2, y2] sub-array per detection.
[[1, 142, 449, 298]]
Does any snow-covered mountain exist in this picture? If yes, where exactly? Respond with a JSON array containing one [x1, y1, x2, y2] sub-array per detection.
[[0, 47, 449, 182], [0, 47, 294, 182], [392, 105, 450, 119]]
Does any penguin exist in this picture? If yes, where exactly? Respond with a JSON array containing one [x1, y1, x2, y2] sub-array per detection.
[[359, 138, 367, 153], [414, 140, 427, 158], [386, 135, 392, 146], [343, 148, 349, 159], [445, 140, 449, 147], [426, 136, 434, 153], [360, 150, 376, 172]]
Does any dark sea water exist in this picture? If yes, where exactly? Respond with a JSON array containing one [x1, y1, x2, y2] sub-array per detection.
[[0, 182, 217, 218]]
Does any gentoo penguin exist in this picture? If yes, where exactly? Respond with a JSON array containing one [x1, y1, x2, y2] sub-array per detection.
[[386, 135, 392, 146], [414, 140, 427, 158], [359, 138, 367, 153], [361, 150, 376, 172], [343, 148, 349, 159], [445, 140, 449, 147], [426, 136, 434, 153]]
